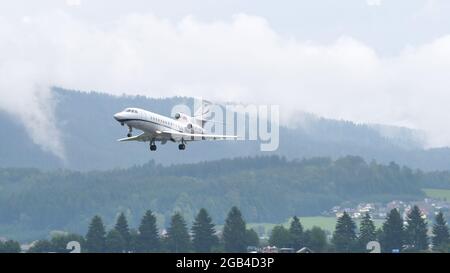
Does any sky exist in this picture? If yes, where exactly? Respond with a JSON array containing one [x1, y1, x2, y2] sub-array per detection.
[[1, 0, 450, 158]]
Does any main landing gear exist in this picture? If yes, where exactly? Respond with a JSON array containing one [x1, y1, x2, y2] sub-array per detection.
[[150, 140, 157, 151], [178, 139, 186, 150], [127, 126, 132, 138], [148, 140, 185, 151]]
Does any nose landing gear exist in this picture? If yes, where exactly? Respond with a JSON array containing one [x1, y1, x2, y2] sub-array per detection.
[[150, 140, 157, 151]]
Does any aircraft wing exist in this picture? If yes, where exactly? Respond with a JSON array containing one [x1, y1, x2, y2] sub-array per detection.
[[117, 133, 152, 142], [117, 131, 237, 142], [160, 130, 238, 141]]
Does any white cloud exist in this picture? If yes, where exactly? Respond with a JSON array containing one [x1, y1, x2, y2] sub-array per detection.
[[66, 0, 81, 7], [0, 53, 66, 160], [366, 0, 382, 6], [1, 10, 450, 158]]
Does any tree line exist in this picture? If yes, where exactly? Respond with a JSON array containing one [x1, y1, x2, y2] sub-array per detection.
[[331, 206, 449, 252], [3, 155, 444, 241], [1, 205, 449, 253], [16, 207, 258, 253], [269, 206, 450, 253]]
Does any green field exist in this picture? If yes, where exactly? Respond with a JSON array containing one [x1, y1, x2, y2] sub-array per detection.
[[246, 216, 384, 237], [243, 189, 450, 237], [423, 188, 450, 201]]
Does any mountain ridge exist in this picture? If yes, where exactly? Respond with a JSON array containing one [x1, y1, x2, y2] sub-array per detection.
[[1, 87, 450, 171]]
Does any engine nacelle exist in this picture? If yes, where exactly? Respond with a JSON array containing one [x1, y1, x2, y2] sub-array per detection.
[[174, 112, 203, 133], [174, 112, 190, 121]]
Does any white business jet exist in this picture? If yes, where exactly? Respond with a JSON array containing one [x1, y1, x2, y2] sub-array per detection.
[[113, 102, 237, 151]]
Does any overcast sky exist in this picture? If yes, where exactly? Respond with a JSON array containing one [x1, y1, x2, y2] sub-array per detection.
[[1, 0, 450, 158]]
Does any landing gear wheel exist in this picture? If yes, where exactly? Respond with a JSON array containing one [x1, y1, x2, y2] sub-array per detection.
[[150, 141, 157, 151], [127, 133, 132, 137], [178, 144, 186, 150]]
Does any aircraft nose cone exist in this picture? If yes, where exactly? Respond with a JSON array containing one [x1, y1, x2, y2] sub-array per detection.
[[113, 113, 122, 121]]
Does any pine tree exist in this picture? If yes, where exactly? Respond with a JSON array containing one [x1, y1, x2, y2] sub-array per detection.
[[304, 226, 328, 252], [223, 206, 247, 253], [105, 229, 126, 253], [375, 227, 383, 242], [129, 229, 139, 252], [269, 225, 292, 248], [358, 213, 377, 252], [289, 216, 304, 250], [245, 228, 260, 247], [85, 215, 106, 253], [332, 212, 357, 252], [191, 208, 218, 253], [0, 240, 21, 253], [115, 212, 131, 250], [405, 205, 428, 251], [50, 233, 85, 253], [380, 208, 404, 253], [432, 211, 450, 251], [166, 212, 191, 253], [137, 210, 160, 252]]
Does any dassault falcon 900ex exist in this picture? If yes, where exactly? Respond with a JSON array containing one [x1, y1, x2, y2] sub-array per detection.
[[113, 102, 237, 151]]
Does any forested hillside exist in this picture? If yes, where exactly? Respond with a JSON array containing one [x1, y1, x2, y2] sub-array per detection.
[[1, 155, 449, 242], [2, 88, 450, 171]]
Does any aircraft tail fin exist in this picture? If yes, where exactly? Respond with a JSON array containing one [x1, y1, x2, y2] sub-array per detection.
[[193, 100, 212, 128]]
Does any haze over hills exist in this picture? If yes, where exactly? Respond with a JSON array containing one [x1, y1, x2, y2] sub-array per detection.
[[1, 88, 450, 171], [2, 88, 450, 241]]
